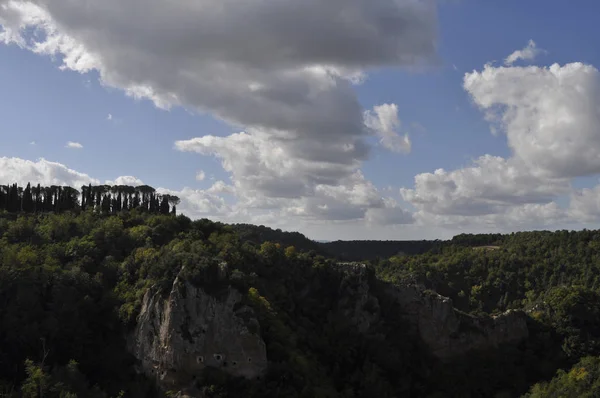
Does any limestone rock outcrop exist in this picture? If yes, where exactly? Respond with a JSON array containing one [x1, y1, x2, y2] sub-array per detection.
[[129, 260, 530, 395], [337, 262, 529, 360], [387, 284, 529, 359], [128, 268, 267, 393]]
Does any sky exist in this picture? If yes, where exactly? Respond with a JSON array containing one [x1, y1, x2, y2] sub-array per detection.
[[2, 0, 600, 241]]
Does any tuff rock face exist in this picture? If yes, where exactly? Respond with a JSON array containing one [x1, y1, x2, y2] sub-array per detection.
[[336, 262, 381, 333], [387, 284, 529, 359], [128, 268, 268, 394], [333, 263, 528, 359], [129, 261, 529, 395]]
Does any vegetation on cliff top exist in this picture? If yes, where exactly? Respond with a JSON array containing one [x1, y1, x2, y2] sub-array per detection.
[[1, 183, 600, 396]]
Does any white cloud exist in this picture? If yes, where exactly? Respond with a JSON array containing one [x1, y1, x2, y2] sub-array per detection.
[[401, 155, 569, 217], [364, 103, 412, 154], [567, 184, 600, 223], [0, 0, 436, 225], [414, 202, 567, 230], [401, 49, 600, 229], [207, 180, 235, 195], [465, 61, 600, 179], [175, 131, 362, 199], [106, 113, 122, 124], [0, 156, 588, 238], [291, 171, 385, 221], [29, 141, 35, 145], [0, 157, 98, 187], [195, 170, 205, 181], [107, 176, 144, 186], [157, 187, 231, 218], [65, 141, 83, 149], [8, 3, 588, 234], [505, 40, 544, 66], [365, 198, 413, 226], [175, 133, 408, 223]]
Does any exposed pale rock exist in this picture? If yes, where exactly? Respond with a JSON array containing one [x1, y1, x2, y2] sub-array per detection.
[[130, 259, 529, 397], [338, 262, 529, 359], [129, 268, 267, 392]]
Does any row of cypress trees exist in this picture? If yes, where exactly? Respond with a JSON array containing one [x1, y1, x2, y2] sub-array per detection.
[[0, 183, 180, 215]]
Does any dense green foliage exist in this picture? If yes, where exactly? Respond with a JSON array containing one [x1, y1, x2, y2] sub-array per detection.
[[374, 230, 600, 395], [523, 356, 600, 397], [3, 197, 600, 396], [321, 240, 442, 261], [0, 209, 441, 397], [231, 223, 324, 255]]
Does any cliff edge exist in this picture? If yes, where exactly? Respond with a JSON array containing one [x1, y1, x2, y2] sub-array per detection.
[[128, 266, 267, 394]]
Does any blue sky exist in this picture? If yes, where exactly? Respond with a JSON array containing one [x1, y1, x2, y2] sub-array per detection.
[[2, 0, 600, 240]]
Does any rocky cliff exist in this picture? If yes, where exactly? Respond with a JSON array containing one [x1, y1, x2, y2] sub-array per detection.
[[333, 262, 529, 359], [386, 284, 529, 359], [129, 261, 529, 395], [128, 266, 268, 394]]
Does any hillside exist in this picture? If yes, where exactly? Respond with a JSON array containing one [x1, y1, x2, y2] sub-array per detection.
[[1, 184, 600, 397], [230, 225, 442, 261]]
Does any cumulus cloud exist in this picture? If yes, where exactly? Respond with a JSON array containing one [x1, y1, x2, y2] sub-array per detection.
[[505, 40, 544, 66], [292, 171, 385, 221], [107, 176, 144, 186], [365, 198, 414, 226], [195, 170, 205, 182], [364, 103, 412, 153], [207, 181, 235, 195], [0, 0, 436, 223], [65, 141, 83, 149], [0, 155, 229, 219], [3, 2, 593, 233], [0, 157, 98, 187], [464, 61, 600, 179], [567, 184, 600, 223], [157, 187, 231, 219], [176, 131, 410, 223], [401, 155, 569, 217], [414, 202, 566, 230], [402, 52, 600, 228], [1, 155, 416, 237], [176, 131, 364, 200]]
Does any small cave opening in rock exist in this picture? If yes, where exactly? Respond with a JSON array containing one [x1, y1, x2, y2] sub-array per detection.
[[248, 357, 252, 363], [214, 354, 223, 361], [196, 356, 204, 364], [232, 361, 238, 367]]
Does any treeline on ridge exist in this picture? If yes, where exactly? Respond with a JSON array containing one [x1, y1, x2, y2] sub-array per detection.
[[0, 183, 180, 215]]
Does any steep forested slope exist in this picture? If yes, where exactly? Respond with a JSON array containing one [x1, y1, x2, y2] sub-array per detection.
[[2, 184, 600, 396]]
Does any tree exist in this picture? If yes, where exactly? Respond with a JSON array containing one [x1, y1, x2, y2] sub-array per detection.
[[22, 183, 33, 212], [168, 195, 180, 216]]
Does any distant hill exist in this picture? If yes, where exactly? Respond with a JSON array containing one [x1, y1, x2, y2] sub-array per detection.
[[231, 224, 444, 261], [321, 239, 443, 261], [231, 223, 325, 254]]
